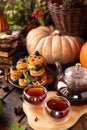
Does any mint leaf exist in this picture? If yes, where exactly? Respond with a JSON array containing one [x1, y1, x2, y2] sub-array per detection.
[[25, 74, 33, 84]]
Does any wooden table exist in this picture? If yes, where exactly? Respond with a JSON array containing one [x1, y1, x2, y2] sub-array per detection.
[[0, 65, 87, 130]]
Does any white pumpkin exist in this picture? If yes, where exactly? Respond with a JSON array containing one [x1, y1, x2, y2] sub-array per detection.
[[26, 26, 83, 64]]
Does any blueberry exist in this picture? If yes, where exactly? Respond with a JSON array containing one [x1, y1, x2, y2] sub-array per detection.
[[28, 83, 33, 87], [25, 69, 30, 75], [13, 78, 19, 84], [12, 65, 16, 70], [36, 76, 41, 81], [20, 59, 26, 63], [34, 51, 40, 56], [2, 85, 9, 92], [19, 73, 25, 79], [34, 65, 41, 71]]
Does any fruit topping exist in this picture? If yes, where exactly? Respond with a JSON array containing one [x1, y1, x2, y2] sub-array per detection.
[[34, 51, 40, 56], [2, 85, 9, 92], [24, 69, 30, 75], [36, 76, 41, 81], [13, 78, 19, 84], [34, 65, 41, 71], [12, 65, 16, 70], [28, 83, 33, 87], [20, 58, 26, 62], [19, 73, 25, 79]]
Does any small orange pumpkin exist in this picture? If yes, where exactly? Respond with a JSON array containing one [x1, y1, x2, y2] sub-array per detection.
[[80, 42, 87, 68]]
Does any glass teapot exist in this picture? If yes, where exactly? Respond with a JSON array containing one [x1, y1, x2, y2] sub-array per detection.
[[55, 62, 87, 105]]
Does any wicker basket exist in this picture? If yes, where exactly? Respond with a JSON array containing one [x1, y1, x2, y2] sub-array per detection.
[[48, 0, 87, 37]]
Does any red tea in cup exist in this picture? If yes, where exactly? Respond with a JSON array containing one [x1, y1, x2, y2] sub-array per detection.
[[23, 86, 47, 105], [45, 96, 70, 119]]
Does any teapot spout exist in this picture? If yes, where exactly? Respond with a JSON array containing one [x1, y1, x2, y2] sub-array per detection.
[[55, 62, 63, 80]]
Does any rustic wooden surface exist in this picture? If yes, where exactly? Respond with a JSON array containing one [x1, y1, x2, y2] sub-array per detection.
[[0, 65, 87, 130]]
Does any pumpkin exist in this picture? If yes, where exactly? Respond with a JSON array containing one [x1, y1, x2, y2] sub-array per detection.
[[80, 42, 87, 68], [26, 26, 83, 64]]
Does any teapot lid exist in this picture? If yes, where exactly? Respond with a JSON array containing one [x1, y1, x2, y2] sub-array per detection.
[[65, 63, 87, 81]]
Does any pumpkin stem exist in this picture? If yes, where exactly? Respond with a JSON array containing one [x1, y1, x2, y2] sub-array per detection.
[[52, 30, 61, 36]]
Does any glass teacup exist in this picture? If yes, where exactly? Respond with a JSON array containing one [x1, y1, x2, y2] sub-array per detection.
[[44, 96, 71, 122], [23, 85, 47, 107]]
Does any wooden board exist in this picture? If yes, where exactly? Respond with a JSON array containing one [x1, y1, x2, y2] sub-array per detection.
[[23, 91, 87, 130]]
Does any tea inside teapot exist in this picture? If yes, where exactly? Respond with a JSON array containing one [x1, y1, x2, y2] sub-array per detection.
[[55, 62, 87, 105]]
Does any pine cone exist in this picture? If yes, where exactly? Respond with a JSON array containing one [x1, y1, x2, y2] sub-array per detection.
[[63, 0, 82, 9]]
